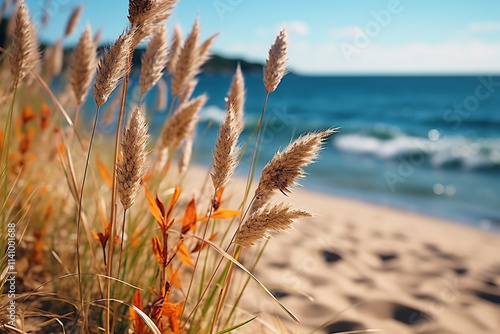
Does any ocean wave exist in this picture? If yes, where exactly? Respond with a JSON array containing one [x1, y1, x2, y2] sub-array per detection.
[[334, 132, 500, 171], [199, 105, 226, 123]]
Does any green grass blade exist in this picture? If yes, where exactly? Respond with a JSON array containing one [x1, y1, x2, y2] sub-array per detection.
[[214, 316, 257, 334]]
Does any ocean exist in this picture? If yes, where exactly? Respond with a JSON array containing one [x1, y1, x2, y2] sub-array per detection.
[[131, 73, 500, 230]]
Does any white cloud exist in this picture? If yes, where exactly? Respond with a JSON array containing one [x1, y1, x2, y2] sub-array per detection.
[[330, 26, 363, 39], [467, 22, 500, 34], [223, 35, 500, 74], [282, 21, 310, 37], [315, 40, 500, 74]]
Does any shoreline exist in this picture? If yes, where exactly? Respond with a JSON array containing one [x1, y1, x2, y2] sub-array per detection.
[[193, 162, 500, 233]]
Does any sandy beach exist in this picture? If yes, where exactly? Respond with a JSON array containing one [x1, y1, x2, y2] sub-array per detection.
[[185, 166, 500, 334]]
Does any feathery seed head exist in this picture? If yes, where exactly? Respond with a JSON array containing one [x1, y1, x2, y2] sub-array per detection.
[[117, 106, 150, 209], [196, 33, 218, 68], [10, 0, 40, 85], [43, 39, 63, 79], [71, 25, 97, 106], [140, 24, 168, 96], [167, 24, 182, 75], [263, 29, 288, 93], [93, 29, 135, 107], [160, 94, 207, 151], [255, 129, 336, 196], [211, 105, 241, 190], [171, 18, 200, 97], [128, 0, 178, 28], [64, 5, 82, 37], [235, 203, 312, 247], [227, 64, 245, 132]]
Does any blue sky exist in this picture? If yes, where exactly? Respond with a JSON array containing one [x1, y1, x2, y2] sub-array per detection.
[[22, 0, 500, 74]]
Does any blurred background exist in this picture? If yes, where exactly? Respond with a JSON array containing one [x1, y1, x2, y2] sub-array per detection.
[[9, 0, 500, 229]]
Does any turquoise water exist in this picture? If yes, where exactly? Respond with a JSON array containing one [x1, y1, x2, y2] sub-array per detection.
[[124, 73, 500, 230]]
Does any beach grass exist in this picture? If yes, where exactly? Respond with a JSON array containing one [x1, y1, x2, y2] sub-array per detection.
[[0, 1, 336, 333]]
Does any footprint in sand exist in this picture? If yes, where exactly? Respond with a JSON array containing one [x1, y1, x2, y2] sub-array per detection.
[[324, 320, 365, 333], [453, 267, 468, 276], [474, 290, 500, 304], [484, 278, 498, 287], [322, 250, 342, 263], [378, 252, 398, 262], [358, 300, 433, 326]]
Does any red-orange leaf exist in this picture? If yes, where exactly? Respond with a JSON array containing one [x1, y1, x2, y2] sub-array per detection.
[[212, 209, 241, 220], [40, 103, 51, 131], [161, 301, 184, 334], [167, 265, 182, 289], [21, 105, 36, 124], [129, 290, 145, 334], [145, 185, 164, 227], [152, 236, 164, 266], [181, 196, 197, 234], [177, 241, 193, 267], [166, 186, 182, 222], [96, 157, 113, 187], [156, 194, 166, 219]]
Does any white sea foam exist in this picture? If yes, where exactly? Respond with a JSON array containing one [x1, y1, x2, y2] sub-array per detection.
[[334, 133, 500, 171]]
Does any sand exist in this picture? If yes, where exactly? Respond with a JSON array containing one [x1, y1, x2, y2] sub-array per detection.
[[185, 166, 500, 334]]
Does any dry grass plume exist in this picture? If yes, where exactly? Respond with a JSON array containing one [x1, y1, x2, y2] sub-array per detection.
[[64, 5, 83, 37], [264, 29, 288, 93], [93, 29, 135, 107], [140, 24, 168, 96], [211, 105, 241, 190], [235, 203, 312, 247], [117, 106, 150, 209], [159, 94, 207, 151], [71, 25, 97, 106], [255, 129, 336, 196], [10, 0, 40, 85]]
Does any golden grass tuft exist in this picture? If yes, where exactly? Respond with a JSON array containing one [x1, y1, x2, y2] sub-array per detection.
[[64, 5, 83, 37], [10, 0, 40, 85], [43, 38, 63, 78], [93, 29, 135, 107], [255, 128, 336, 196], [128, 0, 178, 28], [227, 64, 245, 131], [171, 18, 200, 97], [117, 106, 150, 209], [140, 24, 168, 96], [167, 24, 183, 75], [263, 29, 288, 93], [211, 105, 241, 191], [235, 203, 312, 247], [71, 25, 97, 106], [159, 94, 207, 152]]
